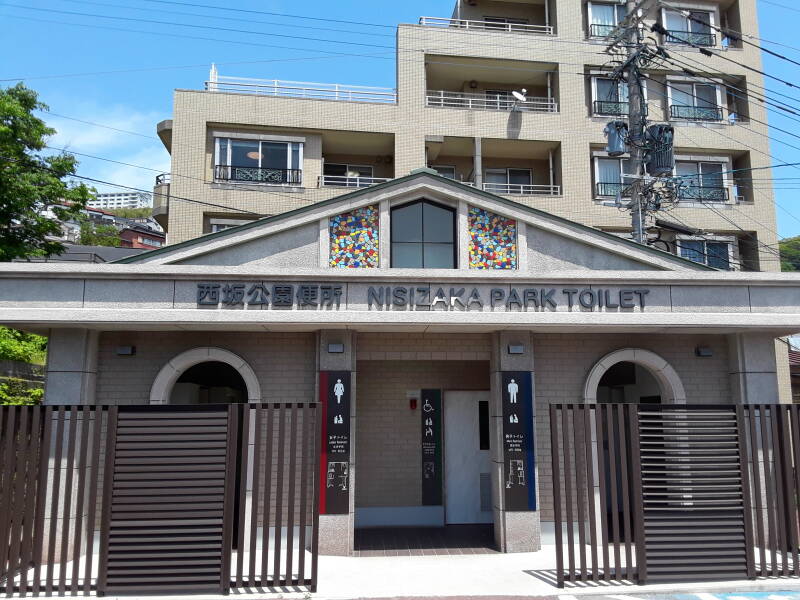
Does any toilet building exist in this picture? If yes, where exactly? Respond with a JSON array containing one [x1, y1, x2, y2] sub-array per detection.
[[2, 171, 799, 555]]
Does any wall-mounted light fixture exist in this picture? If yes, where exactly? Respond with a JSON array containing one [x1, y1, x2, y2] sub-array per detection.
[[508, 344, 525, 355], [115, 346, 136, 356], [695, 346, 713, 358], [327, 343, 344, 354]]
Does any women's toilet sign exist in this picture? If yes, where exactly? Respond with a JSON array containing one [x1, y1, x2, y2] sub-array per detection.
[[420, 389, 443, 506], [319, 371, 351, 515], [502, 372, 536, 511]]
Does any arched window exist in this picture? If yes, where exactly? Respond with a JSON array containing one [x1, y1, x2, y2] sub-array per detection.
[[390, 200, 456, 268]]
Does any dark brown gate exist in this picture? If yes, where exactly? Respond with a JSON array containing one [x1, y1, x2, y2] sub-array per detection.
[[0, 403, 320, 596], [551, 403, 800, 587]]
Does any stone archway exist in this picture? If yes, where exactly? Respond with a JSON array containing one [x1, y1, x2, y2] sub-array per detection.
[[149, 347, 261, 404], [583, 348, 687, 404]]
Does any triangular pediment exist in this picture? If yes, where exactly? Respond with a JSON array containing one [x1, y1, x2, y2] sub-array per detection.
[[118, 171, 711, 272]]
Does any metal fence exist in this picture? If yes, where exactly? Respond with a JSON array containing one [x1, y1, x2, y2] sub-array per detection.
[[0, 403, 320, 596], [550, 403, 800, 587]]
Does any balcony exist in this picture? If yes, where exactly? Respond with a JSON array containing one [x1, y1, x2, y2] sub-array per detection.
[[670, 104, 724, 122], [214, 165, 302, 185], [482, 182, 561, 195], [593, 100, 629, 117], [665, 30, 716, 47], [595, 182, 633, 198], [678, 186, 729, 202], [205, 74, 397, 104], [427, 90, 557, 113], [419, 16, 553, 36], [589, 23, 618, 38], [318, 175, 392, 188], [152, 173, 170, 231]]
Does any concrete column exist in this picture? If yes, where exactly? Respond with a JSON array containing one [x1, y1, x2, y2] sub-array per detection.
[[489, 331, 540, 553], [316, 330, 356, 556], [727, 333, 780, 404], [474, 137, 483, 188], [44, 329, 98, 405]]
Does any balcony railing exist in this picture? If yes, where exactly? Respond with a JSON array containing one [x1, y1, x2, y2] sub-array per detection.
[[593, 100, 629, 116], [482, 182, 561, 196], [214, 165, 302, 185], [205, 76, 397, 104], [419, 16, 554, 35], [589, 23, 619, 38], [664, 30, 716, 47], [670, 104, 724, 121], [155, 173, 170, 185], [427, 90, 558, 113], [595, 182, 633, 197], [678, 185, 729, 202], [319, 175, 392, 188]]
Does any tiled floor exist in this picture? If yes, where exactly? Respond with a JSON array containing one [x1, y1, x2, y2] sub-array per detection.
[[353, 524, 498, 556]]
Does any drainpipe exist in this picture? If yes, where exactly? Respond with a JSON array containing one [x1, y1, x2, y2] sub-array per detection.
[[474, 137, 483, 189], [544, 0, 550, 29], [547, 72, 553, 110], [456, 0, 461, 21], [548, 149, 555, 195]]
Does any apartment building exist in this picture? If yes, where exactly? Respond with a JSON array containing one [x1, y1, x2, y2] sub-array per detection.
[[153, 0, 778, 275], [89, 191, 152, 210]]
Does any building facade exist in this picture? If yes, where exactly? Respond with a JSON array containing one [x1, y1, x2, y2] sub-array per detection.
[[89, 192, 152, 210], [154, 0, 778, 278], [3, 172, 799, 555]]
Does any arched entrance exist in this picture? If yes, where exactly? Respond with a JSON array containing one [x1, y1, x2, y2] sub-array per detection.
[[149, 347, 261, 405], [583, 348, 686, 404]]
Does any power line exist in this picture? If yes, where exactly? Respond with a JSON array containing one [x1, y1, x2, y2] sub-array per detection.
[[42, 112, 160, 140]]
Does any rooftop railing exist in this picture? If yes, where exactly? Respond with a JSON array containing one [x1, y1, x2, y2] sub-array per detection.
[[419, 16, 554, 35], [155, 173, 170, 186], [427, 90, 558, 113], [319, 175, 392, 188], [205, 76, 397, 104], [483, 182, 561, 196]]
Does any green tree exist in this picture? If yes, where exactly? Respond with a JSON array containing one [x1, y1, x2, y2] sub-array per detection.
[[0, 378, 43, 405], [780, 236, 800, 272], [0, 326, 47, 364], [0, 83, 92, 261], [78, 218, 121, 246], [108, 207, 152, 219]]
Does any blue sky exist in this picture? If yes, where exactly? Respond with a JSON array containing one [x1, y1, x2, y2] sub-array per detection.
[[1, 0, 799, 238]]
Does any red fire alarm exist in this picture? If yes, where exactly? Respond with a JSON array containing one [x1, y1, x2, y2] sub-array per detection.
[[409, 397, 418, 410]]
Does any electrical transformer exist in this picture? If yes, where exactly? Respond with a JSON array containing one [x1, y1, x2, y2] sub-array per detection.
[[645, 124, 675, 176], [603, 121, 628, 156]]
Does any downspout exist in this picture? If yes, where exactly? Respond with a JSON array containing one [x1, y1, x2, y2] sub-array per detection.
[[549, 149, 555, 195], [547, 72, 553, 110], [544, 0, 550, 30]]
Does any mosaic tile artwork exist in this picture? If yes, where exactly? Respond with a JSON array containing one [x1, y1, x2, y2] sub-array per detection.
[[468, 207, 517, 269], [329, 205, 379, 268]]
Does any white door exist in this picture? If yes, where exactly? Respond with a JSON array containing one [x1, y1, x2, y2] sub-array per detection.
[[444, 391, 493, 524]]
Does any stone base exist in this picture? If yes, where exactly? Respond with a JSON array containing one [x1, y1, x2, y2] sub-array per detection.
[[497, 510, 541, 553], [317, 513, 353, 556]]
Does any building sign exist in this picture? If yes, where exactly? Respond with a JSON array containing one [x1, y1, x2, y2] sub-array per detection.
[[196, 282, 651, 312], [502, 372, 536, 511], [319, 371, 350, 515], [421, 389, 443, 506]]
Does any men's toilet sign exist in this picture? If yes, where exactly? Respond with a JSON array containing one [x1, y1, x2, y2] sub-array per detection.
[[420, 389, 443, 506], [319, 371, 351, 515], [502, 372, 536, 511]]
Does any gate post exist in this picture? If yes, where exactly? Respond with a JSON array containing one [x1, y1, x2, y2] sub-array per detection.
[[316, 330, 356, 556]]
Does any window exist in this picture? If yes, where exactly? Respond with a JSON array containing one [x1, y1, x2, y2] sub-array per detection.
[[592, 77, 629, 115], [208, 217, 258, 234], [663, 9, 715, 46], [594, 157, 633, 197], [675, 161, 727, 201], [484, 168, 532, 194], [391, 200, 455, 268], [215, 138, 302, 184], [678, 239, 731, 269], [588, 2, 626, 38], [668, 82, 722, 121], [431, 165, 457, 180], [323, 163, 374, 187]]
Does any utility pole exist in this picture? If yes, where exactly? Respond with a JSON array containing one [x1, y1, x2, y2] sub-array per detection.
[[625, 0, 647, 244]]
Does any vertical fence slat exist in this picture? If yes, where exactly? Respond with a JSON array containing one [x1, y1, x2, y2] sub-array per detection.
[[83, 408, 103, 594], [45, 407, 65, 594], [790, 406, 800, 577], [574, 405, 587, 581], [6, 408, 28, 596], [248, 407, 263, 587], [19, 407, 42, 597], [273, 402, 287, 586], [748, 406, 767, 576], [736, 405, 756, 580], [595, 403, 610, 582], [310, 402, 321, 593], [562, 405, 575, 583], [96, 405, 118, 597], [286, 402, 299, 585], [32, 406, 53, 596], [0, 407, 18, 588], [261, 405, 274, 584], [582, 405, 598, 582], [770, 406, 788, 576], [70, 407, 90, 595], [777, 407, 796, 577], [235, 406, 250, 588], [550, 405, 564, 587], [220, 405, 239, 594], [617, 404, 633, 582], [298, 403, 309, 585], [628, 405, 646, 585], [761, 405, 778, 577], [58, 406, 78, 594], [606, 405, 621, 581]]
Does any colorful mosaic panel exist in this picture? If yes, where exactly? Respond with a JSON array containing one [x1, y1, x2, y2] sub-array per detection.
[[468, 207, 517, 269], [329, 205, 379, 268]]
